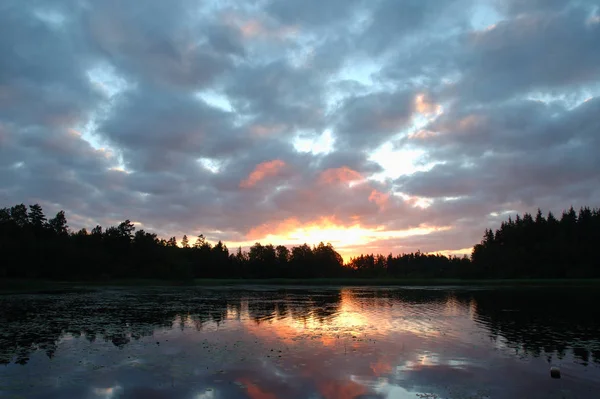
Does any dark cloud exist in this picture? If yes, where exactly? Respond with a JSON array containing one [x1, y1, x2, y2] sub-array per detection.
[[419, 99, 569, 157], [0, 1, 99, 128], [450, 6, 600, 103], [496, 0, 586, 16], [389, 97, 600, 247], [1, 0, 600, 255], [400, 143, 600, 204], [313, 150, 384, 176], [360, 0, 473, 54], [332, 90, 416, 150], [206, 24, 247, 57], [86, 0, 234, 89], [266, 0, 364, 28], [98, 85, 245, 172], [398, 96, 600, 202], [225, 60, 328, 134]]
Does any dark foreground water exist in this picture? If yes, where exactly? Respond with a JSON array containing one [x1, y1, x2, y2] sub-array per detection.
[[1, 286, 600, 399]]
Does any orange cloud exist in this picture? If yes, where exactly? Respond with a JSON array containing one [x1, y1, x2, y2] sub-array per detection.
[[415, 93, 440, 114], [247, 216, 371, 242], [246, 217, 303, 240], [318, 379, 366, 399], [370, 359, 393, 376], [318, 167, 363, 185], [240, 160, 286, 188], [396, 192, 433, 209], [238, 379, 277, 399], [368, 189, 389, 209]]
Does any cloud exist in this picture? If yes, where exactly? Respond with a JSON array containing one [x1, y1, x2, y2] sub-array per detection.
[[265, 0, 363, 28], [86, 0, 234, 89], [99, 85, 245, 173], [318, 167, 364, 185], [359, 0, 474, 55], [369, 190, 389, 210], [450, 5, 600, 103], [331, 90, 416, 150], [0, 1, 99, 129], [496, 0, 580, 16], [398, 97, 600, 206], [2, 0, 600, 257], [224, 60, 328, 135], [240, 160, 287, 188], [222, 13, 298, 40]]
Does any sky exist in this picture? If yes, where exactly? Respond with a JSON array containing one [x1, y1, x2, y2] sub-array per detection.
[[1, 0, 600, 261]]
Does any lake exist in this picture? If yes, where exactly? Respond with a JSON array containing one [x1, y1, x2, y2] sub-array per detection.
[[1, 286, 599, 399]]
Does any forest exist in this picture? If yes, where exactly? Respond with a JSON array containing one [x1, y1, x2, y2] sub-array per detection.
[[0, 203, 598, 280], [472, 207, 600, 278]]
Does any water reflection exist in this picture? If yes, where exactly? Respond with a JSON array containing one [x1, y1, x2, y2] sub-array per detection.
[[1, 287, 599, 398], [467, 288, 600, 366]]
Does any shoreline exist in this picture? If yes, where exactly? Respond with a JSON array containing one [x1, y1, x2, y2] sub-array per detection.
[[2, 277, 600, 294]]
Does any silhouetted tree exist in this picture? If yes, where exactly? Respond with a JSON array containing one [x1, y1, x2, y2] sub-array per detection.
[[10, 204, 28, 228], [472, 207, 600, 278], [275, 245, 291, 276], [117, 220, 135, 240], [2, 202, 598, 282], [28, 204, 47, 229], [194, 234, 206, 248], [48, 211, 68, 235]]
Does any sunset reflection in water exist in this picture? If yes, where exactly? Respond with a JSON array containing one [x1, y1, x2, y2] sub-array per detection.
[[1, 287, 599, 399]]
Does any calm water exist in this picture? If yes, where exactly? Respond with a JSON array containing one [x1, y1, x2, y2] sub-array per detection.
[[1, 286, 600, 399]]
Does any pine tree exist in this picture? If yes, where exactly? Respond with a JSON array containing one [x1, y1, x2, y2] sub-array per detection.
[[48, 211, 68, 235], [10, 204, 28, 227], [28, 204, 47, 229]]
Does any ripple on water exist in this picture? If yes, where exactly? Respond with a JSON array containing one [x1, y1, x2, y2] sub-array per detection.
[[1, 286, 600, 399]]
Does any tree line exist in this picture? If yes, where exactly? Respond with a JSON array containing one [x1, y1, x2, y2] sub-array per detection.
[[0, 203, 350, 280], [472, 207, 600, 278], [0, 203, 598, 280]]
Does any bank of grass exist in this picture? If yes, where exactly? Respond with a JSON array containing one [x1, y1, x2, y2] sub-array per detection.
[[0, 278, 175, 294], [191, 278, 600, 287], [2, 277, 600, 294]]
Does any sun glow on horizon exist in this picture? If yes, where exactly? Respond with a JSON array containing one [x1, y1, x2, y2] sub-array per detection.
[[430, 247, 473, 257], [226, 217, 452, 263]]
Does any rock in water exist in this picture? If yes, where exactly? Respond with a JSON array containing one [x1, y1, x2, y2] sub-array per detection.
[[550, 366, 561, 379]]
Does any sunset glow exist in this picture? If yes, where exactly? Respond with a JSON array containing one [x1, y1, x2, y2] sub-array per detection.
[[3, 1, 600, 399], [240, 160, 286, 188], [3, 0, 598, 259], [233, 218, 452, 262]]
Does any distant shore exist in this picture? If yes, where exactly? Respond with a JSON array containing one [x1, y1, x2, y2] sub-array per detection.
[[2, 278, 600, 294]]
